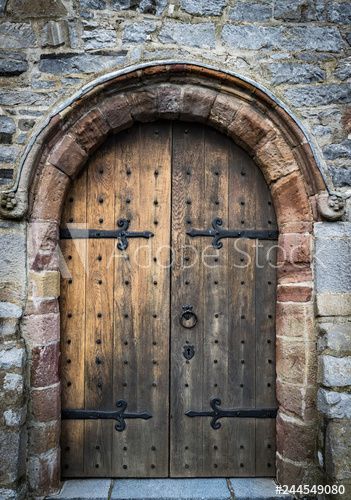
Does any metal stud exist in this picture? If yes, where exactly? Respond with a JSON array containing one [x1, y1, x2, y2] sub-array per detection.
[[96, 339, 101, 344], [96, 445, 100, 450], [67, 381, 71, 387], [126, 168, 131, 176], [126, 198, 131, 204], [99, 197, 104, 204], [99, 218, 104, 224], [68, 217, 74, 223], [154, 200, 159, 206], [154, 170, 159, 176], [186, 199, 191, 205]]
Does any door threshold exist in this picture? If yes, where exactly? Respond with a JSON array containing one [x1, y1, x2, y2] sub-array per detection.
[[47, 478, 292, 500]]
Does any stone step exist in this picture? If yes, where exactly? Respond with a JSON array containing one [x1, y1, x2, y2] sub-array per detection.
[[47, 478, 292, 500]]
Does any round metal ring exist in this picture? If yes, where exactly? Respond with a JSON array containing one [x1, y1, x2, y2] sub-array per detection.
[[180, 308, 198, 329]]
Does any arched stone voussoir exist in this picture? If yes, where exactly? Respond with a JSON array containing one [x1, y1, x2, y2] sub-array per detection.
[[30, 163, 71, 222]]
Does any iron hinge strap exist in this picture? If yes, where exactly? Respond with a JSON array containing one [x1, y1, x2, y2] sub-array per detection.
[[59, 218, 154, 250], [187, 217, 278, 249], [185, 398, 277, 430], [62, 400, 152, 432]]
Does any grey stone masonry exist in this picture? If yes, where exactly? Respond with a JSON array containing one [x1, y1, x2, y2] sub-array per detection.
[[319, 355, 351, 387], [315, 223, 351, 294]]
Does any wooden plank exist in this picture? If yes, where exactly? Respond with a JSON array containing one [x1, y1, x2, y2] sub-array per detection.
[[111, 122, 171, 477], [84, 139, 115, 477], [170, 122, 206, 476], [255, 239, 277, 476], [201, 126, 230, 476], [60, 170, 87, 477]]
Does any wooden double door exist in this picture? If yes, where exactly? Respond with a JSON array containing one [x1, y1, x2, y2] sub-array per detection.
[[60, 121, 277, 478]]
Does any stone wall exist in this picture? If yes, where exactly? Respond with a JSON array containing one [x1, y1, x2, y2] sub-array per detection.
[[0, 1, 350, 499]]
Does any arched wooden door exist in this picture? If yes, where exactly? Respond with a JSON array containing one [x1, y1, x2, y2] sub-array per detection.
[[60, 121, 278, 478]]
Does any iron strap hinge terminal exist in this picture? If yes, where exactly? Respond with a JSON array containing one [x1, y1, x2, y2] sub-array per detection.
[[60, 218, 154, 251]]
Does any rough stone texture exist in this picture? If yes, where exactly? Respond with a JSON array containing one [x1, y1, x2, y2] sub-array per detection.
[[315, 222, 351, 293], [39, 52, 128, 74], [6, 0, 67, 17], [0, 116, 16, 144], [267, 62, 325, 85], [122, 21, 157, 44], [318, 389, 351, 419], [318, 322, 351, 353], [316, 293, 351, 316], [0, 22, 36, 48], [284, 84, 351, 107], [276, 301, 314, 340], [159, 22, 216, 49], [229, 1, 272, 21], [319, 355, 351, 387], [325, 421, 351, 481], [181, 0, 227, 16], [41, 21, 68, 48], [222, 25, 343, 52], [0, 51, 28, 76]]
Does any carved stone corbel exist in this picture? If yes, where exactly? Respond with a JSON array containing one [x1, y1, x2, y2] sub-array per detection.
[[317, 191, 347, 221], [0, 190, 28, 220]]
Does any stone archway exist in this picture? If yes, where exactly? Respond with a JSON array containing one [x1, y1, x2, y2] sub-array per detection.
[[10, 62, 330, 496]]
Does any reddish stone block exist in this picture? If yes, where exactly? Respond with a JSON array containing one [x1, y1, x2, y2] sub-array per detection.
[[276, 455, 321, 487], [25, 298, 59, 316], [255, 131, 299, 184], [70, 108, 110, 154], [29, 421, 60, 454], [28, 447, 60, 495], [99, 92, 133, 131], [157, 84, 182, 119], [30, 164, 71, 222], [209, 93, 241, 132], [277, 284, 312, 302], [276, 338, 307, 385], [180, 85, 217, 122], [280, 221, 313, 234], [278, 233, 312, 265], [271, 171, 313, 224], [31, 384, 60, 422], [276, 411, 316, 462], [22, 313, 60, 347], [278, 263, 312, 284], [276, 380, 317, 421], [48, 134, 88, 178], [227, 104, 272, 153], [276, 301, 315, 340], [28, 221, 59, 272], [31, 343, 60, 388], [127, 87, 158, 122]]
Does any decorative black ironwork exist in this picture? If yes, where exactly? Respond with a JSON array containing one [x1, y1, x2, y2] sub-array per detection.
[[62, 400, 152, 432], [60, 218, 154, 251], [180, 305, 198, 329], [185, 398, 277, 430], [186, 217, 278, 249], [183, 345, 195, 360]]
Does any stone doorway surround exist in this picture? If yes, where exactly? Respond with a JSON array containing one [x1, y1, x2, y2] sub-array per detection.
[[1, 62, 344, 498]]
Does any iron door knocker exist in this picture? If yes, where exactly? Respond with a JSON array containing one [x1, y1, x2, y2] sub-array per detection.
[[180, 305, 198, 329]]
